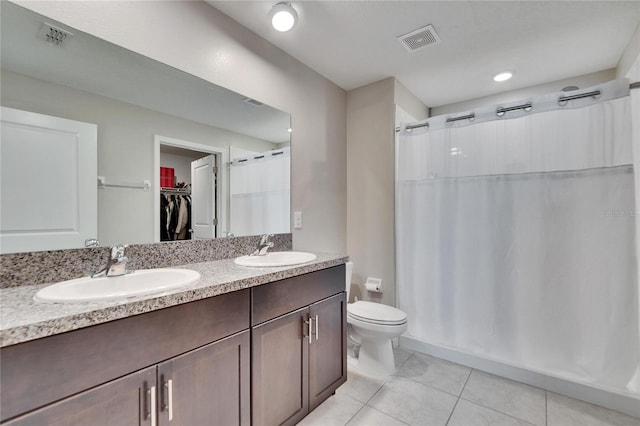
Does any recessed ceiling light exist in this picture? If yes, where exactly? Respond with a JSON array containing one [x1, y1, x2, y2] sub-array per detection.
[[493, 72, 513, 82], [270, 2, 298, 32]]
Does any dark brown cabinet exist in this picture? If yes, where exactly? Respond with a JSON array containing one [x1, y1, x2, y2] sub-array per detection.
[[6, 330, 250, 426], [158, 331, 250, 426], [6, 367, 157, 426], [251, 265, 347, 426], [1, 289, 250, 425], [252, 307, 310, 426], [1, 265, 346, 426], [309, 293, 347, 410]]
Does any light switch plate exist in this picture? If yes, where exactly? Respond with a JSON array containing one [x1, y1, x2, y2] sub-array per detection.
[[294, 211, 302, 229]]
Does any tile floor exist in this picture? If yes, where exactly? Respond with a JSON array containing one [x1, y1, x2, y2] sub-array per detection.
[[299, 349, 640, 426]]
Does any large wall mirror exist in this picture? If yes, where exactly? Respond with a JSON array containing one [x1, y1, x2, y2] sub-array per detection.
[[0, 2, 291, 253]]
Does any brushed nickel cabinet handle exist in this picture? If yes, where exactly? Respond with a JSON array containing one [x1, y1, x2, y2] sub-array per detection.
[[167, 379, 173, 421], [145, 385, 157, 426], [303, 317, 312, 344]]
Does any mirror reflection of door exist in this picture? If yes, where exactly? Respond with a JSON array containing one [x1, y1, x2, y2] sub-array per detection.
[[191, 154, 217, 239], [159, 144, 217, 241], [0, 107, 98, 253]]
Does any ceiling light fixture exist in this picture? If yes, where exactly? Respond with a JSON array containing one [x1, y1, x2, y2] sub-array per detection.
[[270, 2, 298, 32], [493, 72, 513, 82]]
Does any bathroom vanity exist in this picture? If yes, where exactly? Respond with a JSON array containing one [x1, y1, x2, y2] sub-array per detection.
[[0, 254, 347, 426]]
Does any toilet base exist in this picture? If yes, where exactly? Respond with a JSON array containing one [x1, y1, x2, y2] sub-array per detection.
[[356, 336, 396, 376]]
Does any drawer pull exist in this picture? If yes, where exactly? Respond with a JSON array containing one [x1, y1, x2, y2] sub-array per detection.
[[303, 317, 312, 344], [145, 384, 157, 426], [162, 378, 174, 421], [167, 379, 174, 421]]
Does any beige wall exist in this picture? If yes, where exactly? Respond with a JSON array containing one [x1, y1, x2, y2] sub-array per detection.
[[17, 0, 347, 253], [347, 78, 395, 304], [346, 77, 428, 306], [617, 23, 640, 79], [395, 80, 430, 121]]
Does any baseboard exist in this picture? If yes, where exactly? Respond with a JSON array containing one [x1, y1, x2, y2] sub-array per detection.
[[399, 335, 640, 419]]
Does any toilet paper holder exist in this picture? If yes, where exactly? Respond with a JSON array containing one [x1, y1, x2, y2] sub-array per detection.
[[365, 277, 382, 293]]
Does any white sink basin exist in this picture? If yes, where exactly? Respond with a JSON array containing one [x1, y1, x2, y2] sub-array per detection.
[[234, 251, 317, 267], [34, 268, 201, 303]]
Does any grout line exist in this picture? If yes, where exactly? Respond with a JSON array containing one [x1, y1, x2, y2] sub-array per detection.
[[395, 350, 413, 370], [460, 368, 473, 395], [363, 378, 387, 405], [545, 391, 548, 426], [458, 397, 539, 426], [444, 396, 461, 426], [365, 405, 412, 425], [351, 373, 412, 425], [343, 402, 366, 426], [344, 365, 391, 405], [446, 368, 474, 426], [458, 369, 545, 426], [397, 375, 464, 399]]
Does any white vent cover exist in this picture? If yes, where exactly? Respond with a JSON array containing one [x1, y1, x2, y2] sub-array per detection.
[[37, 22, 73, 46], [398, 25, 440, 53], [243, 97, 264, 107]]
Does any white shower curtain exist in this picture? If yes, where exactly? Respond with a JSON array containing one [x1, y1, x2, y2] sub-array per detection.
[[396, 79, 639, 395], [230, 147, 290, 236]]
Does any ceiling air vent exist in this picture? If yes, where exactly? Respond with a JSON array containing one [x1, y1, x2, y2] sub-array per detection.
[[243, 97, 264, 107], [37, 22, 73, 46], [398, 25, 441, 53]]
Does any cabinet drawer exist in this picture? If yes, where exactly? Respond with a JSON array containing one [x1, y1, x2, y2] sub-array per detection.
[[251, 265, 345, 325], [1, 288, 249, 423]]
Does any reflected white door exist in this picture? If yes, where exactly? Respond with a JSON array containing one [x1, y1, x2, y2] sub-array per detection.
[[0, 107, 97, 253], [191, 154, 216, 239]]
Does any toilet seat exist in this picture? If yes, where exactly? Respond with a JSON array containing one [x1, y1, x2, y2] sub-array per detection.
[[347, 301, 407, 326]]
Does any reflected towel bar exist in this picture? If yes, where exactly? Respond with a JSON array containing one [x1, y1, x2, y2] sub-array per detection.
[[98, 176, 150, 191]]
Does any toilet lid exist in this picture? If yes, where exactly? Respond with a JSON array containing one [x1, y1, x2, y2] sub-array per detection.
[[347, 301, 407, 325]]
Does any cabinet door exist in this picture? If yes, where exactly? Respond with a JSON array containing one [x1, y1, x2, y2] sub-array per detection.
[[5, 367, 155, 426], [309, 292, 347, 410], [157, 330, 250, 426], [252, 307, 309, 426]]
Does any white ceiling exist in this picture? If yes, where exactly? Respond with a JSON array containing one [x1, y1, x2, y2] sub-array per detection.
[[208, 1, 640, 107]]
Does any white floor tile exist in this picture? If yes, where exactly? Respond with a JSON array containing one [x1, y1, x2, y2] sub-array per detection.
[[338, 367, 388, 403], [396, 352, 471, 396], [547, 392, 640, 426], [347, 406, 409, 426], [368, 376, 458, 426], [448, 399, 535, 426], [394, 347, 413, 369], [461, 370, 546, 426], [320, 353, 639, 426], [297, 393, 364, 426]]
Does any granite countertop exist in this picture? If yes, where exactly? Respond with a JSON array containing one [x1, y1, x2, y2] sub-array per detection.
[[0, 252, 348, 348]]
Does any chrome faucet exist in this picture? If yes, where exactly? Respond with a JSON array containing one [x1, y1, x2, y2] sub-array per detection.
[[251, 234, 274, 256], [84, 238, 100, 248], [92, 244, 132, 278]]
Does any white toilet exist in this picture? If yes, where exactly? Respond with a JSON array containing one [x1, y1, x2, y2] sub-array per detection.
[[345, 262, 408, 376]]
